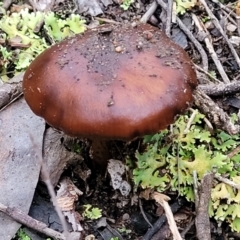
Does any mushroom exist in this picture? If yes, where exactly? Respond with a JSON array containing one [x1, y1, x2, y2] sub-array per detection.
[[22, 23, 197, 167]]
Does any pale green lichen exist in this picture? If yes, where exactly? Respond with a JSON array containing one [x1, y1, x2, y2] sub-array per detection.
[[131, 110, 240, 232], [120, 0, 135, 10], [0, 8, 86, 79], [174, 0, 197, 15]]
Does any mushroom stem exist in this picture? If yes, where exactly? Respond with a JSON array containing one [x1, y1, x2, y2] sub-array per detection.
[[90, 139, 111, 168]]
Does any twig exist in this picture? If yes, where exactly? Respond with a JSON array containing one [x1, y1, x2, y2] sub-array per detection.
[[157, 0, 209, 71], [203, 117, 214, 133], [192, 13, 230, 83], [142, 200, 184, 240], [195, 173, 213, 240], [94, 17, 121, 25], [194, 64, 221, 83], [193, 89, 240, 135], [215, 174, 240, 190], [198, 80, 240, 96], [184, 109, 198, 134], [139, 199, 153, 228], [165, 0, 173, 37], [0, 93, 23, 113], [177, 142, 181, 196], [29, 134, 70, 239], [193, 171, 199, 207], [180, 219, 195, 239], [0, 72, 24, 111], [211, 0, 238, 19], [151, 193, 182, 240], [222, 9, 237, 26], [228, 145, 240, 159], [236, 17, 240, 37], [199, 0, 240, 68], [140, 1, 158, 24], [0, 202, 65, 240]]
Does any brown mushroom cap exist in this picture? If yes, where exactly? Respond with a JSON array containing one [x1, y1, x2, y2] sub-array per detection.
[[23, 23, 197, 140]]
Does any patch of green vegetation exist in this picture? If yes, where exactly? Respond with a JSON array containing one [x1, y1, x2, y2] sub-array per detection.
[[16, 229, 31, 240], [174, 0, 197, 15], [83, 204, 102, 220], [201, 15, 211, 23], [120, 0, 135, 10], [0, 8, 86, 80], [130, 110, 240, 232], [208, 70, 217, 79], [118, 226, 132, 234]]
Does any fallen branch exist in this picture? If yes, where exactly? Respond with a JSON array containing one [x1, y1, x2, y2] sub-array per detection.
[[194, 172, 213, 240], [198, 80, 240, 96], [0, 202, 65, 240]]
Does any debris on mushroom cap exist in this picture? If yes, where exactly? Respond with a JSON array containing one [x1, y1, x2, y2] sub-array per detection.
[[23, 23, 197, 140]]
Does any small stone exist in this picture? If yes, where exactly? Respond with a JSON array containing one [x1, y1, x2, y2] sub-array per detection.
[[122, 213, 130, 221], [115, 46, 122, 53], [143, 30, 153, 40], [136, 42, 143, 50], [226, 23, 237, 32], [131, 22, 137, 28]]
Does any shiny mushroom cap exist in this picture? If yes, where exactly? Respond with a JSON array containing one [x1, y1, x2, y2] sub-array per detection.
[[23, 23, 197, 140]]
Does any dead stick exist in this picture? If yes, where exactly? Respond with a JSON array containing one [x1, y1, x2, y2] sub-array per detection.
[[228, 145, 240, 159], [140, 1, 158, 23], [195, 173, 213, 240], [198, 80, 240, 97], [193, 89, 240, 135], [165, 0, 173, 37], [0, 202, 65, 240], [215, 174, 240, 190]]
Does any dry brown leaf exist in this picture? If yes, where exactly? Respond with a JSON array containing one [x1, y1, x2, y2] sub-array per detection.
[[56, 178, 83, 232], [236, 0, 240, 16]]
